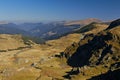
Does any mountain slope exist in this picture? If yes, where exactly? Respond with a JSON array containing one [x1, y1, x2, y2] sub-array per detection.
[[62, 19, 120, 80], [0, 19, 119, 80], [0, 34, 27, 50], [75, 22, 108, 34], [0, 31, 84, 80], [46, 33, 83, 51], [65, 18, 101, 26], [42, 24, 80, 39]]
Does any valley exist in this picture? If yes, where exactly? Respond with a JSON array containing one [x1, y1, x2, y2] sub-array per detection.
[[0, 19, 120, 80], [0, 33, 82, 80], [0, 0, 120, 80]]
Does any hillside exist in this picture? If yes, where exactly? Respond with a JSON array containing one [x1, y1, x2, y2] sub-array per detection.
[[46, 33, 83, 50], [75, 22, 108, 34], [34, 24, 80, 39], [0, 34, 27, 51], [62, 19, 120, 80], [0, 32, 84, 80], [0, 19, 119, 80], [65, 18, 101, 26]]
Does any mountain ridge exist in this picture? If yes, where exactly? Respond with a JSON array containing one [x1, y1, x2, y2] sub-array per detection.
[[0, 18, 102, 40], [65, 18, 102, 26], [62, 19, 120, 80]]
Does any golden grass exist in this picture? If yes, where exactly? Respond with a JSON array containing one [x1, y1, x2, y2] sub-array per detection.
[[72, 65, 109, 80], [0, 34, 26, 50], [0, 33, 82, 80], [84, 23, 108, 35]]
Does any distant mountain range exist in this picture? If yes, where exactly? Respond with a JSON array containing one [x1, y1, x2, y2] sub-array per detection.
[[0, 23, 31, 36], [0, 18, 103, 40]]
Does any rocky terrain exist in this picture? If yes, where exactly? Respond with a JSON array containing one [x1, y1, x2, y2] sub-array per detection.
[[0, 19, 120, 80], [62, 19, 120, 80]]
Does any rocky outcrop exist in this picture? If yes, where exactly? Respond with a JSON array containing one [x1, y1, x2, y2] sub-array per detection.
[[62, 19, 120, 79]]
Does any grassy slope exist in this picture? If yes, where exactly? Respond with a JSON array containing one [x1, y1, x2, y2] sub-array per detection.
[[0, 20, 119, 80], [0, 34, 26, 50], [0, 33, 83, 80], [75, 22, 108, 34]]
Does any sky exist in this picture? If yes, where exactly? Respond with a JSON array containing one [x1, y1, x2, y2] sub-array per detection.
[[0, 0, 120, 22]]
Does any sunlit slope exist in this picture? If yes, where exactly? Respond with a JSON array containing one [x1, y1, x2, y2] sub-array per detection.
[[0, 34, 26, 50]]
